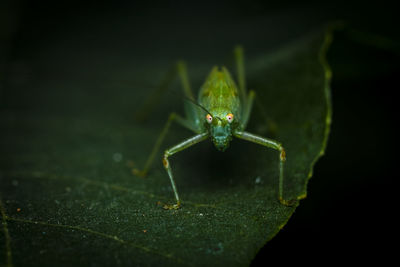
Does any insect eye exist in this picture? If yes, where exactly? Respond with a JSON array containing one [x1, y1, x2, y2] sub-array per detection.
[[226, 113, 234, 123], [206, 114, 213, 123]]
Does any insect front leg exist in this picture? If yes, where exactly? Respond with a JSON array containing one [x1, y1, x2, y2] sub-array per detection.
[[233, 131, 296, 206], [162, 133, 208, 209], [133, 112, 198, 177]]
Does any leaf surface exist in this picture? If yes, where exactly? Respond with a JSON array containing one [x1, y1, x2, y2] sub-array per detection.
[[0, 25, 332, 266]]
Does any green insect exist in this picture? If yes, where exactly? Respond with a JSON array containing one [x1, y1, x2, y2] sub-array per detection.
[[134, 46, 289, 209]]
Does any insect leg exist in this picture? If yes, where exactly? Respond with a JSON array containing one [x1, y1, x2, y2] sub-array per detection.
[[134, 65, 178, 122], [177, 61, 195, 100], [233, 131, 295, 206], [178, 61, 205, 132], [234, 46, 247, 103], [240, 89, 255, 130], [134, 61, 195, 122], [163, 132, 208, 209], [241, 90, 278, 136], [133, 112, 198, 177], [234, 46, 276, 135]]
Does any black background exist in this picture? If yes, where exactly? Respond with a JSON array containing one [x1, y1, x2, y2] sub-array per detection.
[[1, 0, 398, 265]]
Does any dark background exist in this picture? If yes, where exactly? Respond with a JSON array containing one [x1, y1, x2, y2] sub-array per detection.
[[1, 0, 398, 265]]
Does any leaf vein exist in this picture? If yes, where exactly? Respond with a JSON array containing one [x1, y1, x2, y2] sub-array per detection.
[[5, 216, 188, 265]]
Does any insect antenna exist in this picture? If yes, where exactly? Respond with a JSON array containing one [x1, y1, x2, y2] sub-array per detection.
[[183, 97, 223, 122], [183, 97, 208, 113]]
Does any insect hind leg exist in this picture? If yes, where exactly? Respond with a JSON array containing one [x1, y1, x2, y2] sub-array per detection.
[[178, 61, 204, 133], [134, 61, 195, 123], [234, 46, 247, 103], [177, 61, 195, 100]]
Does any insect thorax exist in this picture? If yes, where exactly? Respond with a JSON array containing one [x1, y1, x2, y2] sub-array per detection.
[[198, 66, 241, 117]]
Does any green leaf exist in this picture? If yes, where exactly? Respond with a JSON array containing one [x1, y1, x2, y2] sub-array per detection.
[[0, 27, 332, 266]]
